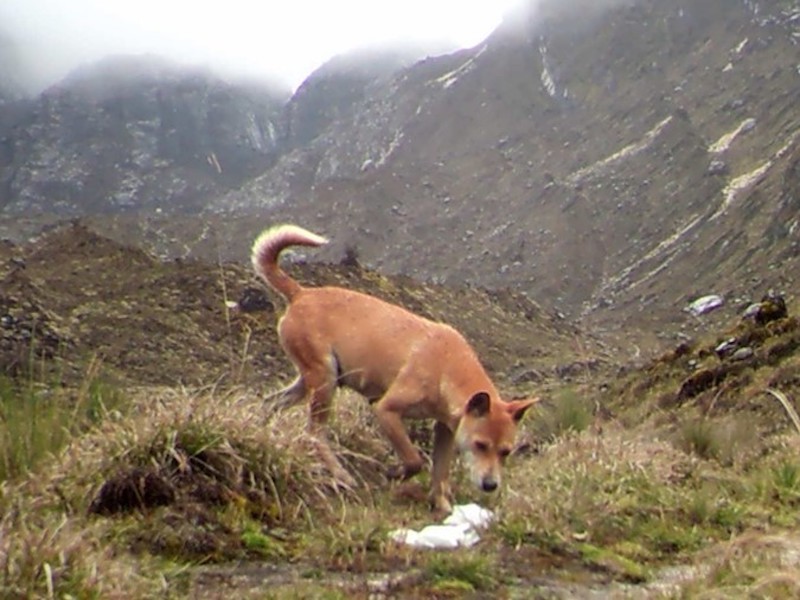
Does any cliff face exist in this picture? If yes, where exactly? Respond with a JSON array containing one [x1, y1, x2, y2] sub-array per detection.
[[0, 56, 289, 216], [200, 0, 799, 339], [1, 0, 799, 349], [285, 47, 428, 149]]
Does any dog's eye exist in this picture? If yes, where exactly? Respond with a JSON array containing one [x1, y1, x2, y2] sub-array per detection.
[[474, 441, 489, 452], [498, 448, 512, 460]]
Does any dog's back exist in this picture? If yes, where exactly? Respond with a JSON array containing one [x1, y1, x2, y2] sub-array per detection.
[[283, 285, 488, 407]]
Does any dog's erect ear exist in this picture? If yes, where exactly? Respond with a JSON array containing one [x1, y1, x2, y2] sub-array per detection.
[[506, 398, 540, 423], [466, 392, 491, 417]]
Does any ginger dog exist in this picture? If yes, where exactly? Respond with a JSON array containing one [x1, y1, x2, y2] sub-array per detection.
[[252, 224, 538, 512]]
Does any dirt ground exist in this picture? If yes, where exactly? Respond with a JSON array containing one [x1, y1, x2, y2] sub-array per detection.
[[4, 222, 800, 599], [1, 221, 593, 391]]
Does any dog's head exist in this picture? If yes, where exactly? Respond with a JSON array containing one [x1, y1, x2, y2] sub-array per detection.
[[455, 391, 538, 493]]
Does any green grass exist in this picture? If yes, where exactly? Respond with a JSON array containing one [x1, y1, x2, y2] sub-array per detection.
[[532, 387, 594, 442], [425, 552, 499, 593], [770, 460, 800, 504], [577, 542, 649, 582], [679, 419, 721, 461], [3, 380, 800, 598], [0, 361, 126, 482]]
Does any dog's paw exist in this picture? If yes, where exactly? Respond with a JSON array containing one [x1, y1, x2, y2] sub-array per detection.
[[386, 462, 423, 481], [386, 464, 406, 481], [429, 496, 453, 516]]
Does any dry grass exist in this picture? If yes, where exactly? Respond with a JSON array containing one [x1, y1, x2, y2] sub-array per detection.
[[493, 416, 800, 586], [676, 531, 800, 598], [499, 425, 700, 560], [0, 385, 394, 597], [3, 376, 800, 597]]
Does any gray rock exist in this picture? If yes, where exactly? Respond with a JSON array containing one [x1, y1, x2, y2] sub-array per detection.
[[730, 347, 754, 361]]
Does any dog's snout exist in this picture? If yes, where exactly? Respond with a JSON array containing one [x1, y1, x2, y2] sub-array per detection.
[[481, 479, 498, 492]]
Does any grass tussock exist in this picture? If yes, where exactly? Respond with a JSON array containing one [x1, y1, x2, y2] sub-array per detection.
[[529, 387, 594, 444], [500, 426, 698, 564], [0, 385, 395, 597], [496, 420, 800, 582], [0, 360, 126, 482], [677, 532, 800, 598], [424, 552, 499, 593], [2, 366, 800, 596]]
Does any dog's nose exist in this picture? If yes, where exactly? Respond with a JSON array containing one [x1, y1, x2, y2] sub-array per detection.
[[481, 479, 498, 492]]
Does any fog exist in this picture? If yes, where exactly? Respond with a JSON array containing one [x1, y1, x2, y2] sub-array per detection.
[[0, 0, 644, 96], [0, 0, 524, 94]]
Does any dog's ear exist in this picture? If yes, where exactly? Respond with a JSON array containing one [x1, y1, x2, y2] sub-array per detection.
[[506, 397, 540, 423], [466, 392, 491, 417]]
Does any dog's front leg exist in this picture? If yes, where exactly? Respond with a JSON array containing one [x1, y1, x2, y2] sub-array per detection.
[[430, 421, 456, 514], [373, 400, 424, 481]]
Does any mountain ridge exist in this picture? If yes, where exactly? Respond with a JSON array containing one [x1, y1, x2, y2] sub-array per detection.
[[1, 0, 798, 355]]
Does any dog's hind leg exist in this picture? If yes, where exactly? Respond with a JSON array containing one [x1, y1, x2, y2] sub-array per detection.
[[302, 356, 356, 487], [263, 376, 306, 414]]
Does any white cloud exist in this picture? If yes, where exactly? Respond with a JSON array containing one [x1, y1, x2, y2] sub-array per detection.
[[0, 0, 524, 92]]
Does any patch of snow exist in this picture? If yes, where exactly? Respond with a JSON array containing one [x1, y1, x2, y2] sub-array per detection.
[[713, 129, 800, 219], [374, 129, 404, 168], [266, 120, 277, 145], [735, 37, 749, 53], [539, 42, 557, 97], [567, 116, 673, 185], [708, 118, 756, 153], [640, 215, 703, 265], [716, 160, 772, 217], [597, 214, 702, 296], [541, 64, 557, 97], [434, 45, 487, 89]]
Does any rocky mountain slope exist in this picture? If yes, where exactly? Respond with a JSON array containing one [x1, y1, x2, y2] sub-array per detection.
[[0, 222, 584, 387], [1, 0, 798, 354], [203, 0, 799, 336], [0, 55, 290, 217]]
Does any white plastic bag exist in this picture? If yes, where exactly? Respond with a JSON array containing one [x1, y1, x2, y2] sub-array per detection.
[[389, 503, 494, 549]]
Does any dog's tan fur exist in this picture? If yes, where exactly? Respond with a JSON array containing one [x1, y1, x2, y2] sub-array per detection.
[[252, 224, 538, 512]]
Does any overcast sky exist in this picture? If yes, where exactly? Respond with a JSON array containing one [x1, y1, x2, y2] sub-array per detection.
[[1, 0, 527, 92]]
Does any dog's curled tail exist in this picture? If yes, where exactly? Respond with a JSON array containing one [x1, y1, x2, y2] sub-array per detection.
[[251, 224, 328, 301]]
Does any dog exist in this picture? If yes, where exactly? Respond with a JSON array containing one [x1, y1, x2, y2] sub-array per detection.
[[252, 224, 538, 513]]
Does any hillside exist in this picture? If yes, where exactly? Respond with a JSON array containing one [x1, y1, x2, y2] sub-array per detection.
[[0, 0, 788, 357], [0, 222, 583, 387], [3, 1, 800, 597], [206, 0, 799, 337], [0, 55, 290, 220], [2, 222, 800, 598]]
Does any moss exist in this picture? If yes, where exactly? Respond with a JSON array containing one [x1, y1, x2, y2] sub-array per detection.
[[577, 543, 650, 582]]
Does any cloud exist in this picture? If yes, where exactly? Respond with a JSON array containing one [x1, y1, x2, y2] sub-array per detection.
[[0, 0, 524, 93]]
